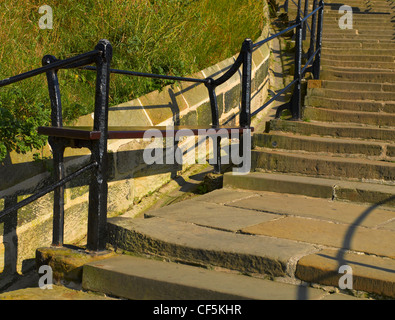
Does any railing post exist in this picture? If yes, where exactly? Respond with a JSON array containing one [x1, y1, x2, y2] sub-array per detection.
[[205, 79, 221, 174], [87, 39, 112, 252], [307, 0, 318, 60], [42, 55, 65, 247], [290, 1, 303, 120], [312, 0, 324, 79], [239, 38, 253, 168], [302, 0, 309, 40]]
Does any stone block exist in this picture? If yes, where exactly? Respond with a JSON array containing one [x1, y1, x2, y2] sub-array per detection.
[[36, 246, 115, 285]]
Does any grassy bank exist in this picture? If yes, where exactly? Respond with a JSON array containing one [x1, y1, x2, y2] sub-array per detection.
[[0, 0, 266, 161]]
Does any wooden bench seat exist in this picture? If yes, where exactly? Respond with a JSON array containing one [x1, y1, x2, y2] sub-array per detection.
[[38, 125, 254, 141]]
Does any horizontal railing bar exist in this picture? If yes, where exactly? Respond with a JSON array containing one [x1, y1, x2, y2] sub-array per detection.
[[82, 66, 209, 84], [0, 50, 101, 88], [0, 161, 98, 220], [253, 23, 300, 48], [251, 79, 296, 117]]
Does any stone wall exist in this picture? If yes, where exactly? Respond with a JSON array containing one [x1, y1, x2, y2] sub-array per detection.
[[0, 7, 271, 276]]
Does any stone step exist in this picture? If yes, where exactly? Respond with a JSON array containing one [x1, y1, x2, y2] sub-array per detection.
[[105, 189, 395, 298], [267, 119, 395, 142], [223, 171, 395, 207], [321, 69, 395, 83], [307, 87, 395, 102], [305, 96, 395, 113], [323, 34, 395, 41], [251, 147, 395, 182], [253, 131, 394, 160], [322, 24, 394, 31], [322, 38, 395, 45], [323, 29, 395, 37], [322, 41, 395, 49], [321, 47, 395, 56], [321, 59, 395, 69], [316, 80, 395, 92], [303, 107, 395, 129], [322, 26, 395, 34], [321, 16, 395, 23], [82, 254, 332, 300], [105, 215, 317, 278]]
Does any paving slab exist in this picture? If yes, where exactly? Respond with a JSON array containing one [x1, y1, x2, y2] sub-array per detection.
[[107, 216, 317, 277], [82, 255, 328, 300], [242, 216, 395, 259], [295, 249, 395, 298]]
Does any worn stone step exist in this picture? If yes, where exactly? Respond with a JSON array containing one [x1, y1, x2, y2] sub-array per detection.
[[106, 215, 317, 278], [320, 54, 394, 62], [223, 172, 395, 207], [304, 107, 395, 127], [323, 34, 395, 41], [322, 13, 394, 19], [305, 96, 395, 113], [82, 254, 328, 300], [253, 131, 393, 160], [321, 47, 395, 56], [267, 119, 395, 142], [321, 58, 395, 69], [322, 39, 395, 46], [323, 25, 395, 33], [295, 249, 395, 299], [323, 29, 395, 37], [303, 102, 395, 124], [322, 41, 395, 49], [251, 148, 395, 182], [321, 69, 395, 83], [322, 18, 395, 25], [307, 87, 395, 101], [316, 80, 395, 92]]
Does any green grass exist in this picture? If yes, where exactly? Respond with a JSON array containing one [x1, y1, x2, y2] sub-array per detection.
[[0, 0, 266, 161]]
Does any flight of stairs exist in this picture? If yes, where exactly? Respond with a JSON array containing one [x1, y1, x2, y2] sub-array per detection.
[[245, 0, 395, 206]]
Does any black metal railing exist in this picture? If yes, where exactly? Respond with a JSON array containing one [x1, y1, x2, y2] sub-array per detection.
[[0, 0, 324, 252]]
